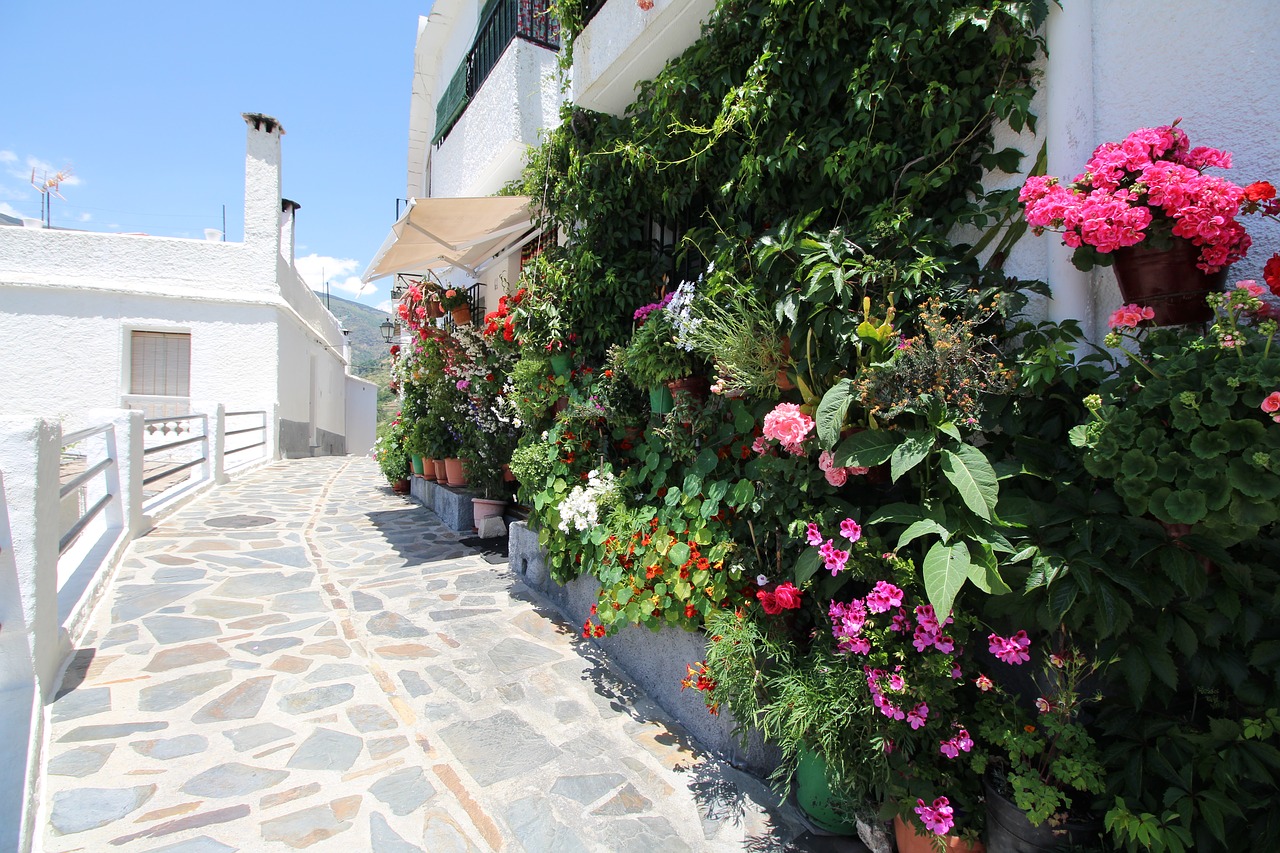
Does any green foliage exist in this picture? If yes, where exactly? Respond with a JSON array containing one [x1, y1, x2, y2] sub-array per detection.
[[622, 311, 698, 387], [374, 416, 411, 483]]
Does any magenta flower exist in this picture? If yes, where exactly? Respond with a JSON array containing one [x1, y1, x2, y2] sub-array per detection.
[[939, 739, 960, 759], [865, 580, 903, 612], [840, 517, 862, 543], [915, 797, 954, 835], [989, 630, 1032, 665], [907, 703, 929, 730], [838, 636, 871, 655], [806, 522, 823, 546], [887, 672, 905, 691], [934, 635, 955, 655], [915, 605, 941, 633]]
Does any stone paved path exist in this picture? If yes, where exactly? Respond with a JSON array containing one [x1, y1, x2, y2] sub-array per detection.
[[40, 457, 840, 852]]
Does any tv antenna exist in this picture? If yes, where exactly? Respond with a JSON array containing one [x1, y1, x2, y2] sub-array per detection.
[[31, 166, 73, 228]]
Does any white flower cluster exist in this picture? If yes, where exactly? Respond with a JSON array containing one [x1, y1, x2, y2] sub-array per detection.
[[557, 469, 617, 533], [666, 279, 702, 352]]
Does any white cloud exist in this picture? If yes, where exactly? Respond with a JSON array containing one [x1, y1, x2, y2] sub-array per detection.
[[0, 151, 16, 164], [295, 253, 376, 298], [0, 202, 34, 220], [375, 300, 395, 314], [77, 212, 92, 222]]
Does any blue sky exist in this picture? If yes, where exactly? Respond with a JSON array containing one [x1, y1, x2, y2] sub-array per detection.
[[1, 2, 428, 310]]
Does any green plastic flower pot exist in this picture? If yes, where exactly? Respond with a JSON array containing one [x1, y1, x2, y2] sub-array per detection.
[[649, 384, 674, 415], [795, 748, 859, 835], [410, 455, 424, 476], [550, 352, 572, 377]]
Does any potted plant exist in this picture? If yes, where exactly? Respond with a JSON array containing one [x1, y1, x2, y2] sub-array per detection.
[[976, 645, 1105, 852], [440, 287, 472, 326], [375, 415, 412, 492], [1070, 284, 1280, 548], [624, 295, 703, 413], [676, 276, 792, 399], [509, 258, 571, 370], [1019, 122, 1269, 324]]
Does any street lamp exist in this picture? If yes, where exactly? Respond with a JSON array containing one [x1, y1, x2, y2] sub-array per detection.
[[379, 319, 396, 344]]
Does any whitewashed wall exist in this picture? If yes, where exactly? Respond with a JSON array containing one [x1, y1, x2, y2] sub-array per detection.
[[431, 39, 562, 199], [980, 0, 1280, 340]]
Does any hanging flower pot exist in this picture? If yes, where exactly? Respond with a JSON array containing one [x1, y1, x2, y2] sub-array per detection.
[[894, 816, 985, 853], [451, 304, 473, 326], [983, 777, 1100, 853], [426, 299, 443, 318], [444, 457, 468, 487], [649, 384, 674, 415], [794, 748, 859, 835], [432, 459, 448, 482], [550, 352, 572, 377], [1111, 237, 1228, 326]]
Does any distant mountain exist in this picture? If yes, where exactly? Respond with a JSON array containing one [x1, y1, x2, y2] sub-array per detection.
[[316, 292, 397, 421]]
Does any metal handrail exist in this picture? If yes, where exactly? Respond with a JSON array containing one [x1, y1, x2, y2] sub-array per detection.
[[59, 458, 112, 499], [226, 441, 266, 456], [224, 425, 263, 438], [59, 493, 112, 555], [225, 410, 268, 463], [143, 433, 206, 456], [143, 456, 206, 486], [62, 423, 113, 447]]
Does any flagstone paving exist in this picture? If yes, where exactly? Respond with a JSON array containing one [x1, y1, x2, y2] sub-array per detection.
[[41, 456, 859, 852]]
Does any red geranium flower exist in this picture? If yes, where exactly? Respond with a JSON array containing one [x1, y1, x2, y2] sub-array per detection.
[[1244, 181, 1277, 202], [1265, 253, 1280, 297]]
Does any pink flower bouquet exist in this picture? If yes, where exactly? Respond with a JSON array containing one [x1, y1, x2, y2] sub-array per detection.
[[1020, 122, 1259, 273]]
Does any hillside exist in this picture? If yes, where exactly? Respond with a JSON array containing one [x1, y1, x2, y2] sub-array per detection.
[[316, 292, 397, 421]]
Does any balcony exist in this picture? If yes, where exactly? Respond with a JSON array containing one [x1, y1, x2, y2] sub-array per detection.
[[428, 0, 563, 198], [571, 0, 717, 116]]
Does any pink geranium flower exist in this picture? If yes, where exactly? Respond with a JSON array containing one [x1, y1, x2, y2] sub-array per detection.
[[1108, 303, 1156, 330], [989, 630, 1032, 665], [915, 797, 954, 835], [840, 518, 863, 543], [762, 403, 813, 452], [1260, 391, 1280, 414]]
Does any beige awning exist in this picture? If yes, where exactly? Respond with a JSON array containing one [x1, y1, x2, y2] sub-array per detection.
[[361, 196, 537, 283]]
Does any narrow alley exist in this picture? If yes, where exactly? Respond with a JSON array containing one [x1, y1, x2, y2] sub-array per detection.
[[39, 457, 831, 852]]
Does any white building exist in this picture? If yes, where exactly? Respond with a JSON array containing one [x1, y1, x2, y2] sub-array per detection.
[[0, 113, 377, 458], [381, 0, 1280, 344]]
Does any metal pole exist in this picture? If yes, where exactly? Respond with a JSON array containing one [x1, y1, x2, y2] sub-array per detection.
[[222, 204, 227, 241]]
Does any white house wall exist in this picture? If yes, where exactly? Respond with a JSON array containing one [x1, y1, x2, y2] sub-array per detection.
[[430, 39, 562, 199], [571, 0, 716, 116], [975, 0, 1280, 342]]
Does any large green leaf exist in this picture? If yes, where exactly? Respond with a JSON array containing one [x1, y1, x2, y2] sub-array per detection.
[[833, 429, 903, 468], [890, 430, 936, 482], [794, 548, 822, 586], [923, 540, 970, 616], [867, 502, 927, 525], [668, 541, 690, 567], [897, 518, 950, 551], [815, 379, 854, 449], [940, 444, 999, 520]]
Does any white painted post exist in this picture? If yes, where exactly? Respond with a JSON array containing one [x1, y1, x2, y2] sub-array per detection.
[[0, 471, 41, 853], [0, 419, 65, 700], [269, 402, 282, 461], [118, 410, 145, 538], [194, 403, 228, 485], [1045, 0, 1097, 341]]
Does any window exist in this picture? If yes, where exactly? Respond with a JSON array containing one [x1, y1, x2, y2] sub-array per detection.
[[130, 331, 191, 397]]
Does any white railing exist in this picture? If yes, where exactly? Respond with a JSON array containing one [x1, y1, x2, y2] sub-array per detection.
[[0, 403, 280, 852]]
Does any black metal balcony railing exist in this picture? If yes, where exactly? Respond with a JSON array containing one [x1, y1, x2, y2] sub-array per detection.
[[582, 0, 608, 28], [433, 0, 560, 146]]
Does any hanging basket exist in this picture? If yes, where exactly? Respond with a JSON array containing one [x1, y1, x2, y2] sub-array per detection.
[[451, 304, 473, 326], [649, 384, 674, 415], [1111, 238, 1227, 326]]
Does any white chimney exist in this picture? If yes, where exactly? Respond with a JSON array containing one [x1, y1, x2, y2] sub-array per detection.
[[280, 198, 300, 266], [241, 112, 285, 260]]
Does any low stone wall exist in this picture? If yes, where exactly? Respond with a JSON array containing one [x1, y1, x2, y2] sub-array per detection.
[[409, 476, 474, 533], [508, 520, 779, 777]]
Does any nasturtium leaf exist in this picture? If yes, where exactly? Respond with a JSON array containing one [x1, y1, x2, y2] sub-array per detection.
[[668, 541, 690, 567], [922, 540, 970, 617], [694, 448, 720, 476], [940, 444, 999, 520]]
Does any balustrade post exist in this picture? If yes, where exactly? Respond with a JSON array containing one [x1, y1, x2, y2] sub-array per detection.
[[193, 403, 228, 485], [0, 418, 66, 700]]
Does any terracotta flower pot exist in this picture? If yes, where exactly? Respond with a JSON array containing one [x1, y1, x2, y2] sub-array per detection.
[[432, 459, 448, 482], [1111, 237, 1227, 326], [502, 463, 517, 483], [427, 300, 443, 318], [894, 816, 984, 853], [667, 376, 710, 401], [444, 457, 468, 487], [472, 498, 507, 530], [451, 304, 472, 326], [391, 478, 410, 494], [422, 458, 438, 481]]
